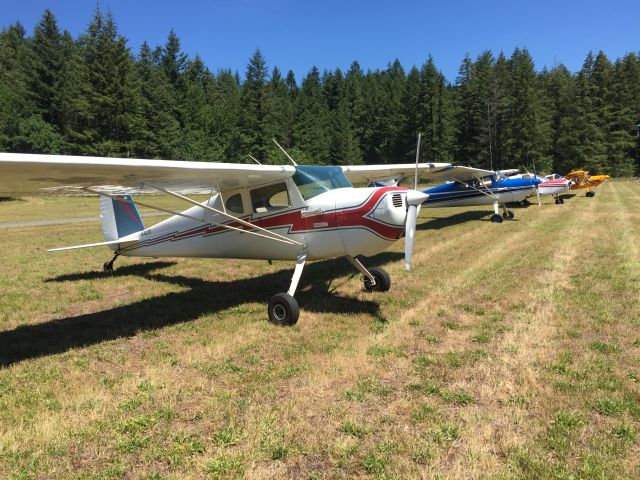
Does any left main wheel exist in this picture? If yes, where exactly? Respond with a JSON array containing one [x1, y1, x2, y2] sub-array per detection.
[[364, 267, 391, 292], [503, 210, 515, 219], [268, 292, 299, 326]]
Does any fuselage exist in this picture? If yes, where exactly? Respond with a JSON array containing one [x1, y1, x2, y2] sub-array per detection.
[[512, 173, 572, 197], [422, 177, 539, 207], [117, 184, 412, 262]]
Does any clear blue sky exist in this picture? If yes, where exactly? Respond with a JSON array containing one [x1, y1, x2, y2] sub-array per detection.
[[2, 0, 638, 82]]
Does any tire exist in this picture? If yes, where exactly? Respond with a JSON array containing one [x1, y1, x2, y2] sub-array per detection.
[[503, 210, 515, 219], [586, 191, 595, 197], [103, 261, 113, 272], [268, 292, 299, 326], [364, 267, 391, 292], [490, 214, 503, 224]]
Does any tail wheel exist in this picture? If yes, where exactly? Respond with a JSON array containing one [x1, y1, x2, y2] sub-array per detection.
[[364, 267, 391, 292], [268, 292, 299, 326]]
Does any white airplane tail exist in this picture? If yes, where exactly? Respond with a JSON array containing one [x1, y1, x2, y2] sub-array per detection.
[[100, 195, 145, 243]]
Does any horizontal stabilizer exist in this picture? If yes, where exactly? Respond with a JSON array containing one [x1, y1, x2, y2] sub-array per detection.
[[47, 239, 137, 252]]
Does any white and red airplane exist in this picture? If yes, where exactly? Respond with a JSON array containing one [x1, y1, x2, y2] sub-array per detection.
[[509, 172, 573, 204], [0, 153, 451, 325]]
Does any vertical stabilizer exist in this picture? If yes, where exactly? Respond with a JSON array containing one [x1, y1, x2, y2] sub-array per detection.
[[100, 195, 145, 243]]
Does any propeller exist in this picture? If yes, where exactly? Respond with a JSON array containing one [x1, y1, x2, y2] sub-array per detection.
[[405, 190, 429, 271], [532, 159, 541, 206], [405, 133, 428, 271]]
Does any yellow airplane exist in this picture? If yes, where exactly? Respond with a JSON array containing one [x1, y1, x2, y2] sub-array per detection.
[[565, 170, 610, 197]]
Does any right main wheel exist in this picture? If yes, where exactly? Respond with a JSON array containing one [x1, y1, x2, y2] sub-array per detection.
[[268, 292, 299, 326], [364, 267, 391, 292]]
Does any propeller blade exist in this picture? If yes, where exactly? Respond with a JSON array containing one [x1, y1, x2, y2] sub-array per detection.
[[404, 190, 429, 271], [414, 133, 421, 191], [405, 205, 417, 271]]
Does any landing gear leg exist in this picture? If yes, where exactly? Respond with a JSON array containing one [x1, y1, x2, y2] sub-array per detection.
[[348, 256, 391, 292], [103, 251, 119, 272], [490, 202, 503, 223], [268, 252, 306, 326]]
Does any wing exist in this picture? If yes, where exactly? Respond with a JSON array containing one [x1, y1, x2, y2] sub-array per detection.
[[341, 164, 500, 185], [0, 153, 296, 196], [418, 165, 496, 182], [341, 163, 451, 184], [496, 168, 520, 177], [565, 170, 588, 179]]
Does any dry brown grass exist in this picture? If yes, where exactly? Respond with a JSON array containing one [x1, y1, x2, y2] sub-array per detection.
[[1, 182, 639, 479]]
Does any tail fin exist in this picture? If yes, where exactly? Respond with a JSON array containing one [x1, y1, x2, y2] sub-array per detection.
[[100, 195, 145, 243]]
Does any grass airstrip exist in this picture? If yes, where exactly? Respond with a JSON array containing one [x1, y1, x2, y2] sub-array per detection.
[[0, 182, 639, 479]]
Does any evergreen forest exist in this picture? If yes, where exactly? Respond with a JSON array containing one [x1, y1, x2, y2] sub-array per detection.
[[1, 8, 639, 175]]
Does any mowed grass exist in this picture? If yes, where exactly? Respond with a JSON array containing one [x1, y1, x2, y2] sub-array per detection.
[[1, 182, 639, 479]]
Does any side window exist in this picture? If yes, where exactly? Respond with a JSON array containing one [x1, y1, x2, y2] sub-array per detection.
[[250, 183, 291, 213], [225, 193, 244, 214]]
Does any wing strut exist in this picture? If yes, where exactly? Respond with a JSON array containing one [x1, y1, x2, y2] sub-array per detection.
[[451, 175, 499, 201], [144, 184, 305, 248]]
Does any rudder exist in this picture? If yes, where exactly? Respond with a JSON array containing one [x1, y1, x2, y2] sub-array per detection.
[[100, 195, 145, 243]]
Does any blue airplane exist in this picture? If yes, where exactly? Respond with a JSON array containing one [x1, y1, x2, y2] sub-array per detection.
[[420, 166, 542, 223], [372, 166, 542, 223]]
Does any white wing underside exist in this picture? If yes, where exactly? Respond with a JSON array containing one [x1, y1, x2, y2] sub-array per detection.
[[0, 153, 495, 196], [0, 153, 296, 195]]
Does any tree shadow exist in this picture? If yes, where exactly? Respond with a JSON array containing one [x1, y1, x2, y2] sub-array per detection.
[[0, 253, 402, 366], [418, 210, 490, 230]]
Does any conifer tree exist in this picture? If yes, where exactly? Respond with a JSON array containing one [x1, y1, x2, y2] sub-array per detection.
[[505, 48, 550, 171], [453, 54, 479, 166], [135, 41, 180, 158], [241, 48, 270, 161], [0, 23, 30, 150], [544, 64, 581, 173], [23, 10, 64, 127], [161, 30, 187, 90], [72, 8, 143, 156], [293, 66, 330, 163], [264, 66, 295, 162]]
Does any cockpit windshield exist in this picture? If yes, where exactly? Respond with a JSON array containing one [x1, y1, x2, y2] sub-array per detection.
[[292, 165, 353, 200]]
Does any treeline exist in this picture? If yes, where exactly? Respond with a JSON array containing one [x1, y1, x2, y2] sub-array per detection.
[[1, 8, 639, 175]]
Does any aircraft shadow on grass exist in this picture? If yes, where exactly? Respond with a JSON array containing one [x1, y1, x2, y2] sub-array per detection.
[[417, 210, 491, 230], [0, 253, 401, 366]]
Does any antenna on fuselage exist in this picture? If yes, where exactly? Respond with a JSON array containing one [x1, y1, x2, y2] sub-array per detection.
[[272, 138, 298, 166], [248, 154, 262, 165]]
